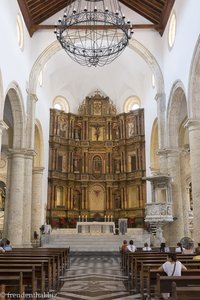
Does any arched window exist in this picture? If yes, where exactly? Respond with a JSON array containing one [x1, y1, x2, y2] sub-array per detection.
[[124, 96, 141, 113], [16, 14, 24, 50], [152, 74, 156, 89], [168, 11, 177, 49], [53, 96, 70, 113], [38, 70, 43, 87]]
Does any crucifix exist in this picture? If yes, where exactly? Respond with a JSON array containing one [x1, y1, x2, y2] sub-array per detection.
[[92, 123, 104, 141]]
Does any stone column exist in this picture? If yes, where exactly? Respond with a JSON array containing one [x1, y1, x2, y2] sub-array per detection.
[[155, 93, 168, 174], [22, 150, 34, 247], [166, 148, 184, 244], [0, 120, 9, 154], [3, 152, 12, 237], [32, 167, 44, 240], [184, 119, 200, 244], [5, 150, 25, 246]]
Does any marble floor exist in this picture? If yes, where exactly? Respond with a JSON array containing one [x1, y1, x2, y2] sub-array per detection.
[[55, 253, 143, 300]]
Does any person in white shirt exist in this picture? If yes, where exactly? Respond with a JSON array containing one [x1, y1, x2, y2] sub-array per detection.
[[0, 246, 5, 253], [158, 253, 187, 300], [127, 240, 137, 252], [175, 242, 185, 253], [142, 242, 152, 251]]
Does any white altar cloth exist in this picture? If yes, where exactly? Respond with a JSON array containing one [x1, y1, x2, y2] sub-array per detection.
[[77, 221, 115, 234]]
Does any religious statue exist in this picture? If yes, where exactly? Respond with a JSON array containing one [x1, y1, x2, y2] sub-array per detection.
[[128, 122, 135, 137], [93, 124, 102, 141]]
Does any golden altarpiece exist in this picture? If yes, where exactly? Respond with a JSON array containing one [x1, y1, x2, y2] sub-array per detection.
[[47, 92, 146, 228]]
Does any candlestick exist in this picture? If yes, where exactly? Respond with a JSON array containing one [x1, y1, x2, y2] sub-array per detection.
[[79, 215, 81, 222], [104, 215, 106, 222]]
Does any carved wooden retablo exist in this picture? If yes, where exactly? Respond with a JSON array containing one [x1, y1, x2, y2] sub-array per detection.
[[47, 91, 146, 228]]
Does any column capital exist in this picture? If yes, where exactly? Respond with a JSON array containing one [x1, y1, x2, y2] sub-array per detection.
[[155, 93, 164, 101], [33, 167, 45, 175], [157, 147, 181, 157], [184, 118, 200, 130], [28, 92, 38, 103], [7, 148, 35, 158], [0, 120, 9, 132]]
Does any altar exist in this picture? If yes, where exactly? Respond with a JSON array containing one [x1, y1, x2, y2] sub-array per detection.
[[77, 222, 115, 235]]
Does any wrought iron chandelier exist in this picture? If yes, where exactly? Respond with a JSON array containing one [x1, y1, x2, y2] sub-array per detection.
[[54, 0, 133, 67]]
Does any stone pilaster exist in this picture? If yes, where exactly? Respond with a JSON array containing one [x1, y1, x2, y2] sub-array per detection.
[[184, 119, 200, 244], [155, 93, 167, 174], [180, 149, 191, 237], [155, 93, 166, 149], [166, 148, 184, 244], [26, 93, 38, 149], [22, 150, 34, 247], [31, 166, 44, 240]]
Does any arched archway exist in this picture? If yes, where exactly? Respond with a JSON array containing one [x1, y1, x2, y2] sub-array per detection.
[[2, 82, 33, 247], [31, 119, 45, 239], [167, 81, 187, 148], [187, 35, 200, 243], [4, 82, 25, 149], [0, 69, 4, 119], [165, 81, 189, 243]]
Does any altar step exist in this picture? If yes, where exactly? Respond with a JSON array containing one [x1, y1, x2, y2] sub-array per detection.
[[41, 228, 150, 252]]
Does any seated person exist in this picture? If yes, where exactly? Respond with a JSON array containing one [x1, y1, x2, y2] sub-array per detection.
[[142, 242, 152, 251], [0, 246, 5, 253], [127, 240, 137, 252], [175, 242, 185, 253], [160, 242, 170, 252], [193, 246, 200, 260], [158, 253, 187, 276], [182, 243, 194, 254], [158, 253, 187, 300], [3, 240, 12, 251], [121, 240, 128, 252]]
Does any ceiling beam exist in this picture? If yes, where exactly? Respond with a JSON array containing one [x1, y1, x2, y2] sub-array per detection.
[[159, 0, 175, 35], [31, 23, 160, 35]]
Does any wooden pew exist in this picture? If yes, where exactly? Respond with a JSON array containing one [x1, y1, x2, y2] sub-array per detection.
[[140, 262, 200, 298], [147, 269, 200, 299], [171, 281, 200, 300], [0, 257, 52, 291], [0, 263, 45, 294], [0, 273, 24, 300], [0, 285, 5, 300], [156, 274, 200, 300], [0, 267, 36, 295]]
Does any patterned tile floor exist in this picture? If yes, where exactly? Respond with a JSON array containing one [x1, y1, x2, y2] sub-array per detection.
[[54, 253, 143, 300]]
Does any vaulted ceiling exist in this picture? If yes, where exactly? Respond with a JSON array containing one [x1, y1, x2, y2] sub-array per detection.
[[17, 0, 175, 36]]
